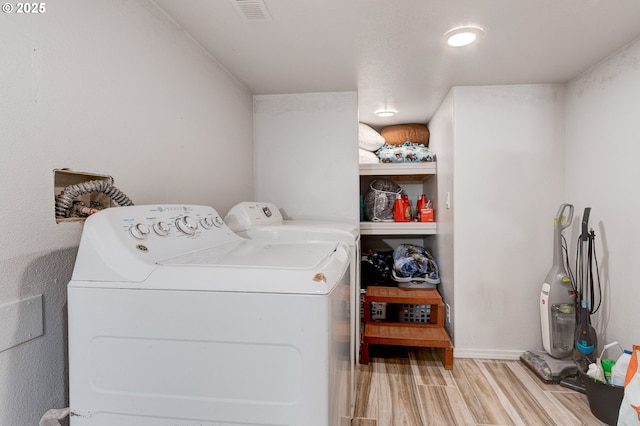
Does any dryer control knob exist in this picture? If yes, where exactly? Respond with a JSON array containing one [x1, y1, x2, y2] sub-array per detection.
[[130, 223, 151, 240], [213, 216, 225, 228], [176, 216, 198, 235], [200, 216, 214, 230], [153, 221, 171, 236]]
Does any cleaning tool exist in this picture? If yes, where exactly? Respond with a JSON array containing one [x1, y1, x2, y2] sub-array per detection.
[[521, 204, 577, 383], [572, 207, 601, 371], [558, 206, 606, 394], [541, 203, 576, 359]]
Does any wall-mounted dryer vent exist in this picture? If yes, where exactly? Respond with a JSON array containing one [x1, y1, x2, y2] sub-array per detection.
[[231, 0, 272, 22]]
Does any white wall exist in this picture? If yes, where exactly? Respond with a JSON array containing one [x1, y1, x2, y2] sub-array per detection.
[[431, 85, 566, 358], [427, 91, 456, 340], [253, 92, 359, 223], [565, 37, 640, 351], [0, 1, 253, 424]]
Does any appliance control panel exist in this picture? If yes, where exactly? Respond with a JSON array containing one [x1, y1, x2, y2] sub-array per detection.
[[225, 201, 284, 232], [121, 205, 226, 240], [80, 205, 242, 263]]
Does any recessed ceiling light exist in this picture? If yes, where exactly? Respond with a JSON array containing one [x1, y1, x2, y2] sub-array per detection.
[[443, 25, 484, 47], [375, 109, 397, 117]]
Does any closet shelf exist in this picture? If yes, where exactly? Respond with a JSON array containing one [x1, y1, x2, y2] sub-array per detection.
[[359, 162, 436, 177], [359, 221, 437, 235]]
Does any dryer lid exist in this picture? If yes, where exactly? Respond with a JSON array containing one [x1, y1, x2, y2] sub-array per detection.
[[238, 221, 358, 245], [226, 201, 358, 244]]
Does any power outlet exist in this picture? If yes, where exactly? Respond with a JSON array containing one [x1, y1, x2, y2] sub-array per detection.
[[446, 303, 451, 323]]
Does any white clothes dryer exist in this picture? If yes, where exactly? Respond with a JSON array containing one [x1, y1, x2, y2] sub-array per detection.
[[68, 204, 352, 426], [225, 201, 361, 413]]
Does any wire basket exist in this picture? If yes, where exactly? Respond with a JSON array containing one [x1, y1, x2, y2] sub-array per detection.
[[364, 179, 402, 222], [360, 292, 387, 320], [397, 304, 431, 323]]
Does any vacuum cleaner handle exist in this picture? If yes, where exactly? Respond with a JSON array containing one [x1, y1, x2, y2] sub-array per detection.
[[581, 207, 592, 241], [556, 203, 574, 231]]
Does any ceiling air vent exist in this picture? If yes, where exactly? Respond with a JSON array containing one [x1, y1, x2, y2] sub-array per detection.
[[231, 0, 272, 23]]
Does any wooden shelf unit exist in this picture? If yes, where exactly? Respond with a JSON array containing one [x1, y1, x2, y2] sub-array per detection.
[[359, 161, 450, 367], [360, 286, 454, 370]]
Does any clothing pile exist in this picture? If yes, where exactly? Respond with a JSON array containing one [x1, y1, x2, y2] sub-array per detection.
[[392, 244, 440, 288]]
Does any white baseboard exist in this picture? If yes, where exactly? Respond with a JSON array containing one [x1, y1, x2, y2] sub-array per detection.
[[453, 348, 530, 360]]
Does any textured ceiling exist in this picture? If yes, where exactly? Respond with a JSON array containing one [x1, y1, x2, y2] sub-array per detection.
[[152, 0, 640, 127]]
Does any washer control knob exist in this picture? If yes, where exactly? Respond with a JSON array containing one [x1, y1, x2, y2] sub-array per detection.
[[176, 216, 198, 235], [130, 223, 151, 240], [200, 216, 214, 230], [213, 216, 225, 228], [153, 221, 171, 236]]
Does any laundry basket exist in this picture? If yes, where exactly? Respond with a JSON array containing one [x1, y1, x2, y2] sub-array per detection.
[[391, 270, 439, 289]]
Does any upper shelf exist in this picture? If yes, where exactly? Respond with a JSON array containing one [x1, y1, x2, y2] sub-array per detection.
[[359, 162, 436, 177]]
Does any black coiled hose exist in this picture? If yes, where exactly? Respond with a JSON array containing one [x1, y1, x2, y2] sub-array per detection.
[[55, 180, 134, 219]]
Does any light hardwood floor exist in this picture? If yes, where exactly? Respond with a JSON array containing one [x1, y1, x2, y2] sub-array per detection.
[[353, 347, 606, 426]]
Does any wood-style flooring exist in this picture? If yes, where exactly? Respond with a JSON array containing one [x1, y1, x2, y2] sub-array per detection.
[[353, 347, 606, 426]]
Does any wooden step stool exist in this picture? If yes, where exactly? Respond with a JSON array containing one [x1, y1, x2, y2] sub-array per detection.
[[360, 286, 454, 369]]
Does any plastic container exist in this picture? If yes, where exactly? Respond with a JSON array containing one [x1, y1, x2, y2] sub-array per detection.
[[577, 341, 625, 425], [402, 195, 411, 221], [391, 270, 439, 288], [578, 368, 624, 426], [397, 304, 431, 323], [550, 303, 575, 354], [416, 194, 427, 220], [601, 359, 615, 383], [393, 194, 406, 222], [360, 293, 387, 320], [417, 194, 426, 211], [579, 368, 624, 425], [611, 349, 632, 386]]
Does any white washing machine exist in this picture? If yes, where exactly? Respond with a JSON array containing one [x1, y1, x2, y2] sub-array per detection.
[[68, 204, 352, 426], [224, 201, 360, 413]]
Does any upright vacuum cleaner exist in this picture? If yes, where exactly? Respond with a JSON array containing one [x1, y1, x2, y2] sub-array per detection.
[[521, 204, 578, 383]]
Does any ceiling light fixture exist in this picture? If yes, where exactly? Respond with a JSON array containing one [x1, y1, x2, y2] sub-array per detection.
[[375, 109, 397, 117], [443, 25, 484, 47]]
